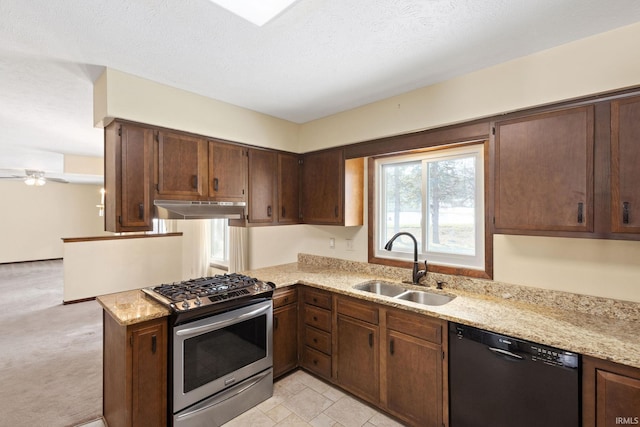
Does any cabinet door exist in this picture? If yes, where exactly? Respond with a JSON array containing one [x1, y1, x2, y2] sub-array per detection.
[[583, 356, 640, 427], [385, 330, 442, 427], [611, 96, 640, 233], [117, 123, 154, 231], [495, 106, 594, 233], [301, 149, 344, 224], [130, 319, 167, 427], [273, 303, 298, 378], [248, 149, 276, 223], [335, 314, 379, 404], [278, 153, 300, 224], [156, 131, 208, 198], [209, 141, 246, 202]]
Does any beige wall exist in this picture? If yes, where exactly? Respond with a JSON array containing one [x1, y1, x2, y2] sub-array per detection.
[[92, 21, 640, 303], [299, 21, 640, 151], [0, 181, 109, 263], [94, 68, 300, 153]]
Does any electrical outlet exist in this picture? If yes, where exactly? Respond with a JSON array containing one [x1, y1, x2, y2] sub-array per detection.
[[346, 239, 354, 251], [329, 238, 335, 249]]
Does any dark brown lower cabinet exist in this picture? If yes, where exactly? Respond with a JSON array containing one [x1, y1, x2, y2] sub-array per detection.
[[335, 313, 380, 403], [333, 294, 446, 427], [583, 355, 640, 427], [103, 313, 167, 427], [384, 309, 445, 427], [273, 287, 298, 378]]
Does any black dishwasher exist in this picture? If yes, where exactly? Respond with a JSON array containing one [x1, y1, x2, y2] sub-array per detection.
[[449, 322, 580, 427]]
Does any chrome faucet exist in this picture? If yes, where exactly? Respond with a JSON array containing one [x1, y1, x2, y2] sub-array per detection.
[[384, 232, 427, 285]]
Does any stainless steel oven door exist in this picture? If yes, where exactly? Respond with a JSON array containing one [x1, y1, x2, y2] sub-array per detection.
[[173, 299, 273, 412]]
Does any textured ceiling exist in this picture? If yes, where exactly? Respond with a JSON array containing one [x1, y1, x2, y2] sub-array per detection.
[[2, 0, 640, 182]]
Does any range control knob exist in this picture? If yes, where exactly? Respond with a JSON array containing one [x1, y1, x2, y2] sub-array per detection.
[[181, 300, 190, 310], [194, 296, 202, 306]]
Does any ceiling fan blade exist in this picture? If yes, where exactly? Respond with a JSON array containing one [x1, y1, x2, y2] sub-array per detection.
[[47, 177, 69, 184]]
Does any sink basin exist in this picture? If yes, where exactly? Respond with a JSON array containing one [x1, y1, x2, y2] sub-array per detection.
[[353, 281, 406, 297], [394, 290, 456, 306]]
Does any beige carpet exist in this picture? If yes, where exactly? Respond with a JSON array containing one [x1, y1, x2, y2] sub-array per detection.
[[0, 260, 102, 427]]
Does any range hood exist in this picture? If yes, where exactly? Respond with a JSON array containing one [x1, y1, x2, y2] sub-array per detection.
[[154, 200, 246, 220]]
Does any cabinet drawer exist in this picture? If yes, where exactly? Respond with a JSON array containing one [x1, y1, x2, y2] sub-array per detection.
[[273, 288, 297, 309], [304, 305, 332, 332], [301, 346, 332, 379], [303, 288, 332, 310], [386, 309, 442, 344], [337, 297, 379, 324], [304, 326, 331, 354]]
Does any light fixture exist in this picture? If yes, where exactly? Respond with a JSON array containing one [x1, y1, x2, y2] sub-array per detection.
[[24, 170, 46, 186], [97, 188, 106, 217], [208, 0, 299, 26]]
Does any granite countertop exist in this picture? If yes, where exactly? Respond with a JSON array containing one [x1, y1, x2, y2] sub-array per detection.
[[96, 256, 640, 369], [242, 261, 640, 369], [97, 289, 171, 326]]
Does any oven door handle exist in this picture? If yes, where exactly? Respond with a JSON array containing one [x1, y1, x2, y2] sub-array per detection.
[[175, 303, 271, 337]]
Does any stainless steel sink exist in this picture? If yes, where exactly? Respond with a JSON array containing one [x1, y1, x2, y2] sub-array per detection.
[[352, 281, 406, 297], [353, 281, 455, 306], [394, 290, 456, 306]]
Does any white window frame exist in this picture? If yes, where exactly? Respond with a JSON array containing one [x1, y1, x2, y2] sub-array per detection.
[[374, 144, 485, 271], [210, 218, 229, 269]]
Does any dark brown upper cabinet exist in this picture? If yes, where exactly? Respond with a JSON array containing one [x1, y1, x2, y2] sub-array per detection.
[[208, 141, 247, 203], [156, 131, 208, 199], [301, 149, 364, 226], [611, 96, 640, 234], [247, 148, 277, 223], [494, 106, 595, 234], [277, 152, 300, 224], [104, 121, 154, 232]]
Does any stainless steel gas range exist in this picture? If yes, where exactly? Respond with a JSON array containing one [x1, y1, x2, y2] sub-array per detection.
[[142, 273, 276, 427]]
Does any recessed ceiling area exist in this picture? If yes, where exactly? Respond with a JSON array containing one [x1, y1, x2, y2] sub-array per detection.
[[2, 0, 640, 183]]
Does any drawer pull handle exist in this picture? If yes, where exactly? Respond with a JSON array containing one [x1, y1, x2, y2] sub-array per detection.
[[138, 203, 144, 220], [313, 359, 318, 365], [213, 178, 219, 192], [577, 202, 584, 224], [334, 206, 339, 218], [192, 175, 198, 189], [267, 205, 272, 217], [368, 332, 373, 348], [151, 335, 157, 354], [623, 201, 630, 224], [390, 339, 394, 355], [313, 297, 318, 303], [313, 316, 318, 322], [313, 338, 318, 343], [284, 297, 289, 303], [282, 206, 286, 218]]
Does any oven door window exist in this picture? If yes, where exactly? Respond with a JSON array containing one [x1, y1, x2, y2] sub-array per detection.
[[183, 314, 267, 393]]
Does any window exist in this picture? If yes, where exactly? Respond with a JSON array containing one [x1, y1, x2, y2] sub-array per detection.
[[375, 144, 485, 271], [210, 218, 229, 268]]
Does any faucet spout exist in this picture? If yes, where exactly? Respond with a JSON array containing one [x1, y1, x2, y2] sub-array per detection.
[[383, 232, 427, 285]]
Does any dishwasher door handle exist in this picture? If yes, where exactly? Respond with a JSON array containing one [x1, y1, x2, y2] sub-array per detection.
[[488, 347, 524, 360]]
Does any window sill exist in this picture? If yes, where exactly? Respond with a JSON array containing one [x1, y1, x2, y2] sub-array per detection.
[[368, 255, 491, 280]]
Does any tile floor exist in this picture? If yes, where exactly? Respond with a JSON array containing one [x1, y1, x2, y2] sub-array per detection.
[[75, 369, 405, 427]]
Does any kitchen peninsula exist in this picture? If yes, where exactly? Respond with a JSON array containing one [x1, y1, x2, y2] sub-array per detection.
[[98, 253, 640, 427]]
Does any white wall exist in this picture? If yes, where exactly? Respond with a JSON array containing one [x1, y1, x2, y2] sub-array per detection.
[[63, 235, 182, 302], [0, 181, 109, 263]]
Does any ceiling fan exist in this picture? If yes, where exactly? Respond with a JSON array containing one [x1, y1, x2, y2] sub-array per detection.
[[0, 169, 69, 186]]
